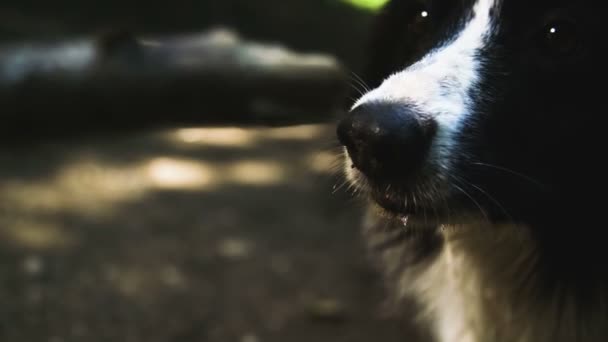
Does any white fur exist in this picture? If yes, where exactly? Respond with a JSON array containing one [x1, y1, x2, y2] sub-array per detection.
[[363, 206, 608, 342], [409, 223, 537, 342], [352, 0, 497, 173], [349, 1, 608, 341]]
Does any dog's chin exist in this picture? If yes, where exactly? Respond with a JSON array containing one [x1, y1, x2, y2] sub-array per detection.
[[370, 189, 413, 216], [347, 166, 439, 218], [346, 164, 484, 225], [367, 184, 500, 227], [369, 189, 441, 221], [354, 176, 479, 225]]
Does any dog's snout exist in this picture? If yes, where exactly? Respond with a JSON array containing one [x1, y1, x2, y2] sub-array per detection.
[[337, 102, 436, 180]]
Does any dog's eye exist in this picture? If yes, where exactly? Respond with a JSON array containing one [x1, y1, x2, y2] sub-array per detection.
[[409, 6, 431, 33], [417, 9, 430, 21], [541, 20, 580, 56]]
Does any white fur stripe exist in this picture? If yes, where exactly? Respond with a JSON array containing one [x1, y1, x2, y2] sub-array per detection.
[[352, 0, 498, 171]]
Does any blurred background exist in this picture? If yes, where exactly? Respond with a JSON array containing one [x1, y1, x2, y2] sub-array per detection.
[[0, 1, 427, 341]]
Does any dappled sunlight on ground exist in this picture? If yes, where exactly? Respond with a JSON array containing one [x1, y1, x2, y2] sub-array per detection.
[[226, 160, 286, 186], [170, 124, 328, 147], [0, 160, 149, 217], [0, 124, 339, 219], [308, 150, 343, 174], [0, 123, 420, 342], [103, 263, 189, 297], [173, 127, 258, 147], [0, 218, 77, 250], [146, 157, 218, 190]]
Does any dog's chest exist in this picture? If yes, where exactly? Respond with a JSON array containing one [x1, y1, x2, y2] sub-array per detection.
[[365, 215, 596, 342], [410, 224, 537, 342], [398, 222, 608, 342]]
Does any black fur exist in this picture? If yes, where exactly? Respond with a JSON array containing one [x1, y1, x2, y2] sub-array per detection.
[[345, 0, 608, 337]]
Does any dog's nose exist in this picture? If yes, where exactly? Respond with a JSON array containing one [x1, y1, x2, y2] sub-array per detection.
[[337, 102, 436, 180]]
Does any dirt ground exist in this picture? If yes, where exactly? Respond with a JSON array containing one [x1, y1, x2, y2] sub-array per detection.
[[0, 124, 425, 342]]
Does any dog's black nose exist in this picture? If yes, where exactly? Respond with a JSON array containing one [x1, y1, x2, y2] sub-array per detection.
[[337, 102, 436, 180]]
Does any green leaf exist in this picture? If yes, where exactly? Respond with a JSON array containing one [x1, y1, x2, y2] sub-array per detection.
[[341, 0, 388, 11]]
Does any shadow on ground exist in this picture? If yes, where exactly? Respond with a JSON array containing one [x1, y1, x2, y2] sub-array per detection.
[[0, 124, 425, 342]]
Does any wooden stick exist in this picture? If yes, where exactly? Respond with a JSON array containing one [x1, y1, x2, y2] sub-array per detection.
[[0, 29, 348, 141]]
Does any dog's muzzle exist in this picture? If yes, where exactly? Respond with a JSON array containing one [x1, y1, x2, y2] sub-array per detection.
[[336, 101, 440, 214], [337, 101, 437, 184]]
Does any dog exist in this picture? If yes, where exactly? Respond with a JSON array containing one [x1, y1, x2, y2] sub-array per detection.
[[337, 1, 607, 341]]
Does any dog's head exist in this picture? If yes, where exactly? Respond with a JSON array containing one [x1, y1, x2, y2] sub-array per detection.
[[338, 0, 606, 226]]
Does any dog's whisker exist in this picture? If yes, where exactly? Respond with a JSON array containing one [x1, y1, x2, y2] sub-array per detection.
[[349, 71, 372, 93], [449, 173, 514, 223], [471, 161, 547, 189], [451, 182, 489, 223], [347, 82, 366, 98], [332, 178, 350, 194]]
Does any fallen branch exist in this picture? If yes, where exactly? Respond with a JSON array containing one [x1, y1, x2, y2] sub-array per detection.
[[0, 29, 348, 141]]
